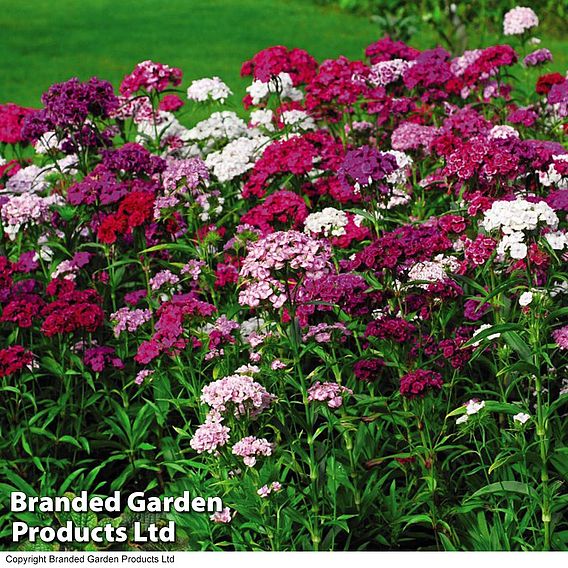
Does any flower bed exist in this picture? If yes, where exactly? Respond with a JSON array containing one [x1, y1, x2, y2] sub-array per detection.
[[0, 6, 566, 551]]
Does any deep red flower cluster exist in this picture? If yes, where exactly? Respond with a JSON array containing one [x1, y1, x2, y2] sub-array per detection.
[[0, 103, 35, 144], [97, 191, 156, 244], [462, 45, 517, 86], [241, 45, 318, 85], [242, 131, 343, 199], [240, 190, 308, 234], [353, 358, 385, 382], [0, 345, 34, 378], [399, 369, 444, 398], [305, 56, 370, 121], [345, 222, 453, 274], [365, 36, 420, 64], [41, 287, 104, 337], [365, 316, 417, 344]]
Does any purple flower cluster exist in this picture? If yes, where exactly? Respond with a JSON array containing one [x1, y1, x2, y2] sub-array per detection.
[[22, 77, 119, 140], [338, 146, 398, 195], [524, 49, 553, 67]]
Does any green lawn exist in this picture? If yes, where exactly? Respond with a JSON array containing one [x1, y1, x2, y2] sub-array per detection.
[[1, 0, 566, 111]]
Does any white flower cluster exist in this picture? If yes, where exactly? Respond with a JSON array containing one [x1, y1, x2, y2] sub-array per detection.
[[503, 6, 539, 36], [187, 77, 233, 103], [205, 134, 269, 182], [304, 207, 349, 237], [1, 194, 62, 240], [196, 192, 225, 222], [407, 256, 457, 288], [481, 198, 559, 259], [250, 109, 275, 131], [34, 131, 65, 154], [280, 110, 316, 131], [544, 231, 568, 250], [186, 111, 249, 145], [3, 165, 50, 194], [246, 72, 303, 106], [385, 150, 413, 186], [456, 399, 486, 424], [538, 155, 568, 189]]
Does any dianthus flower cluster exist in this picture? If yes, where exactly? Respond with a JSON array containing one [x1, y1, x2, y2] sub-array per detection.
[[0, 104, 35, 144], [186, 111, 248, 148], [552, 326, 568, 350], [83, 346, 124, 372], [97, 191, 156, 244], [399, 369, 444, 398], [240, 190, 308, 235], [305, 56, 370, 120], [135, 294, 216, 364], [187, 77, 233, 103], [481, 198, 558, 259], [524, 48, 553, 67], [302, 322, 351, 344], [232, 436, 274, 466], [1, 194, 61, 240], [41, 288, 104, 337], [503, 6, 539, 35], [241, 46, 318, 85], [353, 358, 385, 382], [110, 307, 152, 337], [338, 146, 398, 195], [365, 36, 420, 64], [102, 143, 166, 178], [242, 131, 342, 198], [307, 381, 352, 409], [246, 73, 303, 106], [391, 122, 439, 152], [23, 77, 119, 139], [200, 373, 276, 418], [190, 415, 231, 454], [0, 345, 35, 378], [205, 135, 269, 182], [304, 207, 349, 237], [120, 60, 182, 97], [238, 230, 332, 308]]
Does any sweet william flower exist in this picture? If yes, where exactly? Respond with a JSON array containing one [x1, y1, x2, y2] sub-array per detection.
[[519, 291, 533, 306], [513, 412, 531, 424], [210, 507, 232, 523], [552, 326, 568, 350], [503, 7, 539, 36]]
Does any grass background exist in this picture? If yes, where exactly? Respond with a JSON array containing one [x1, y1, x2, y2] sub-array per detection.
[[0, 0, 566, 110]]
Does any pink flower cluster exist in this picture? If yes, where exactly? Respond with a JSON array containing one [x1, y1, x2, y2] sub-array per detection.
[[110, 307, 152, 338], [120, 60, 183, 97], [200, 373, 276, 418], [239, 230, 332, 309], [232, 435, 273, 466], [190, 415, 231, 454], [307, 381, 353, 409]]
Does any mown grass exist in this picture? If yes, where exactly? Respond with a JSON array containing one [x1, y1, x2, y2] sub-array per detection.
[[0, 0, 566, 111]]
